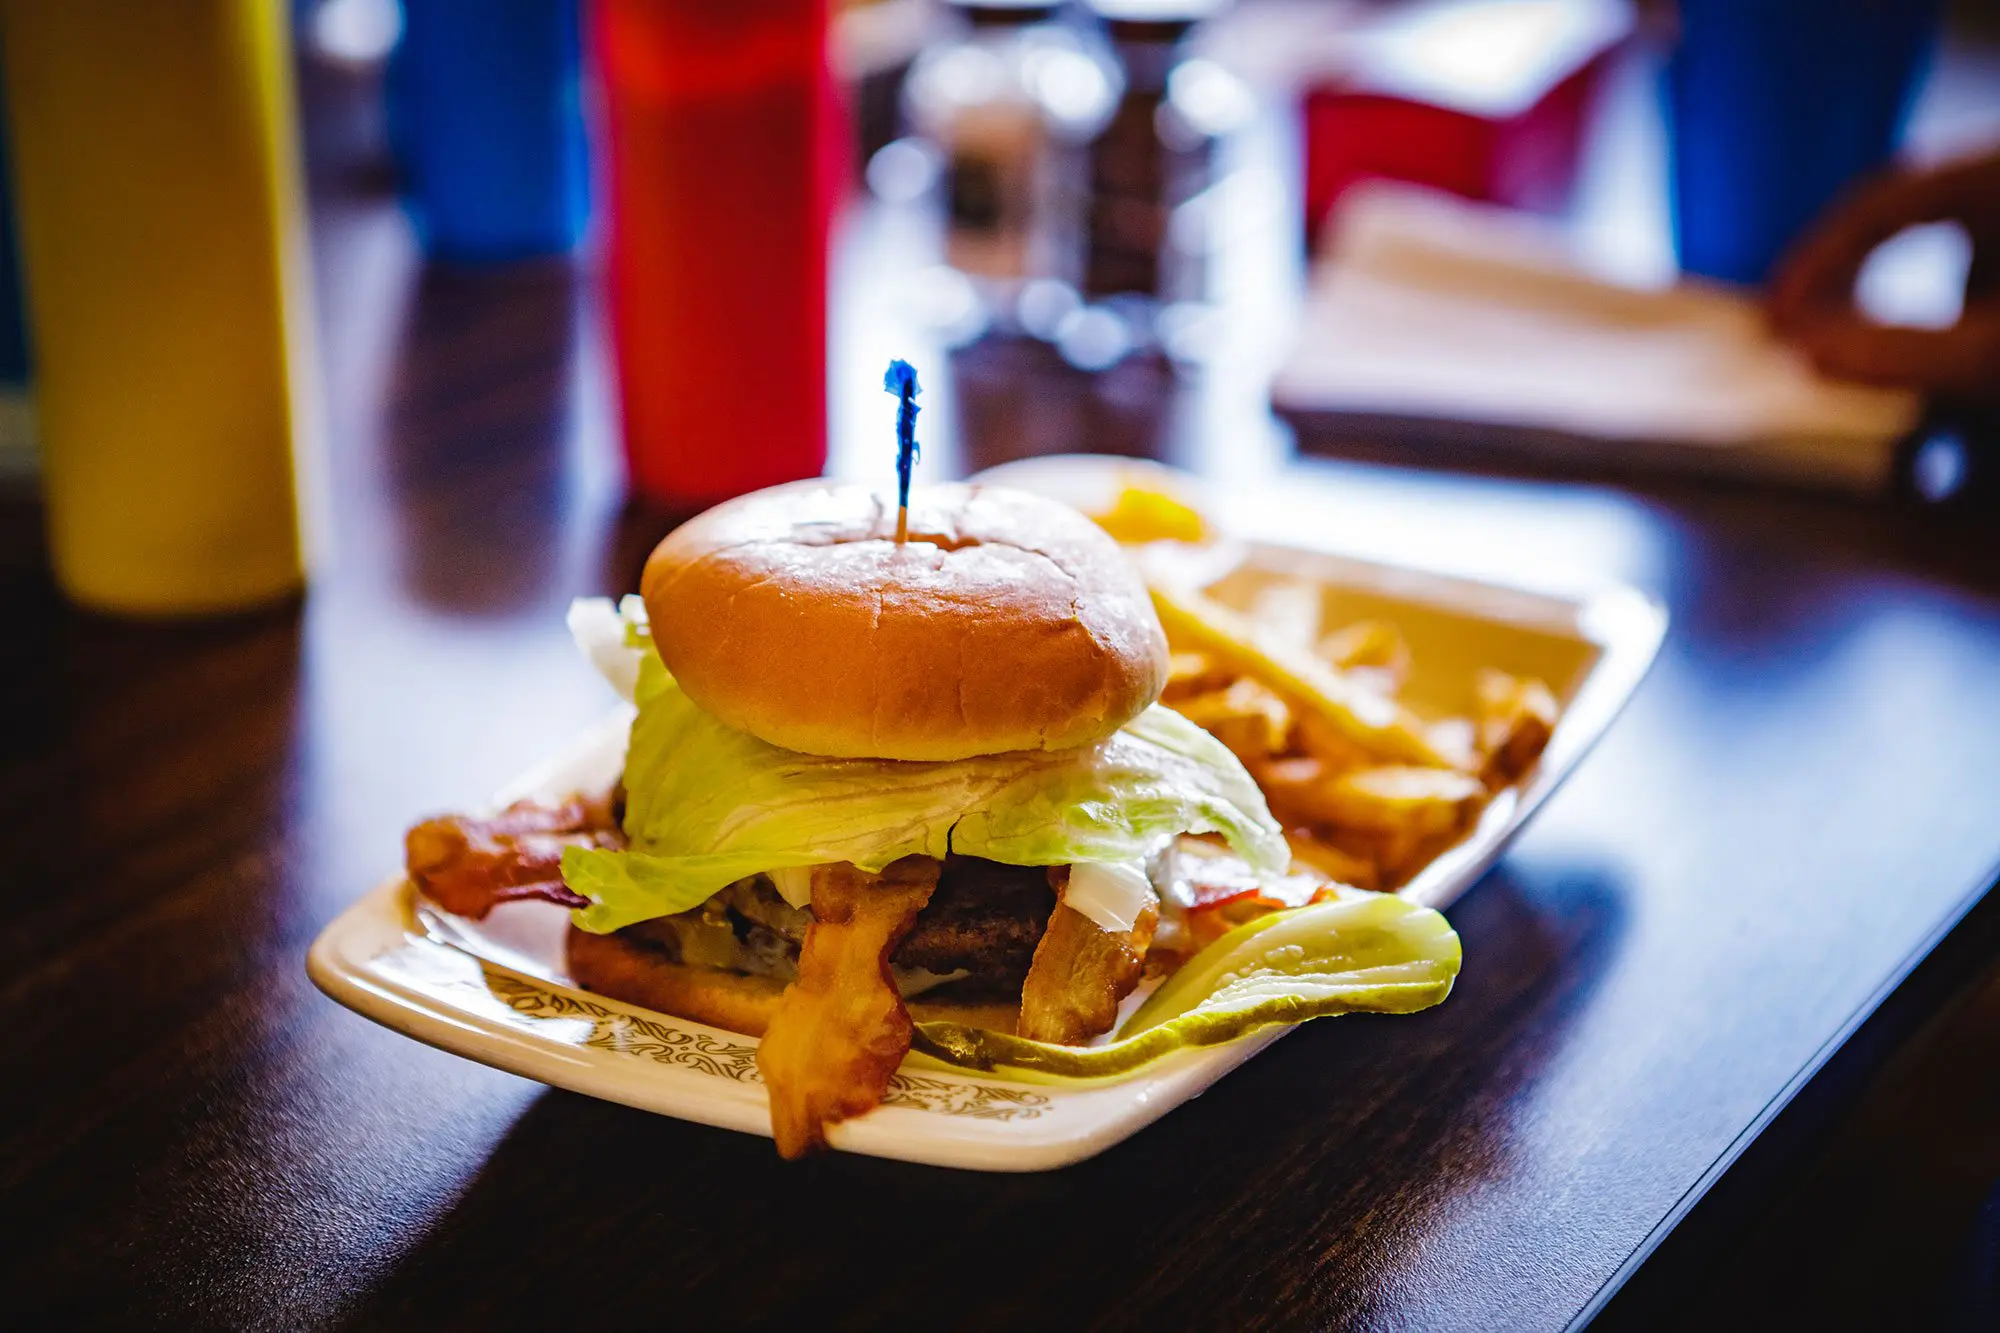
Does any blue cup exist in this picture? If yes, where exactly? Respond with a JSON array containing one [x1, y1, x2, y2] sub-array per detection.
[[1667, 0, 1943, 287], [0, 93, 29, 386], [386, 0, 589, 262]]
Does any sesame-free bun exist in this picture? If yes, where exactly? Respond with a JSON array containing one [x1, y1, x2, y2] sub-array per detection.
[[641, 481, 1169, 761]]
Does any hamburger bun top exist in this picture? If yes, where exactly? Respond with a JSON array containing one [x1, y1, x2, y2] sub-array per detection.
[[641, 481, 1169, 761]]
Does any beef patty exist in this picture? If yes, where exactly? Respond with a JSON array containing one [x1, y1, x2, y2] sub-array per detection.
[[617, 855, 1058, 995]]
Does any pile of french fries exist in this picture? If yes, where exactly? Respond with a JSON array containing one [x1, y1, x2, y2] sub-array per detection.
[[1153, 580, 1559, 894]]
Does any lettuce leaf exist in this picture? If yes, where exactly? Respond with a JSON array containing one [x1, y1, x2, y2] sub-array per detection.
[[910, 892, 1461, 1080], [559, 599, 1287, 933]]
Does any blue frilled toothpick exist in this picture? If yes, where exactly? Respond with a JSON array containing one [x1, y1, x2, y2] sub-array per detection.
[[884, 359, 921, 544]]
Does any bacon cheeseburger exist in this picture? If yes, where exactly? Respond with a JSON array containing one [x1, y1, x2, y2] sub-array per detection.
[[409, 482, 1460, 1157]]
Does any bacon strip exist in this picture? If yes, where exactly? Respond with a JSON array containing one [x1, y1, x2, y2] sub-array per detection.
[[1178, 850, 1328, 912], [756, 857, 942, 1158], [1017, 868, 1160, 1046], [405, 792, 622, 919]]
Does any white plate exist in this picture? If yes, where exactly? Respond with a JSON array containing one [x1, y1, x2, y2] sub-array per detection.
[[308, 533, 1663, 1171]]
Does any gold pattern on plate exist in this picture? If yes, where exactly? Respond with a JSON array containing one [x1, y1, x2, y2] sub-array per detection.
[[477, 967, 1052, 1121]]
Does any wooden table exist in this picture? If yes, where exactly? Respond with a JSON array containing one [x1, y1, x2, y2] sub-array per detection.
[[5, 46, 2000, 1333]]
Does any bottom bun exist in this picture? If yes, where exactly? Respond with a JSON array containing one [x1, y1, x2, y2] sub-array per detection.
[[565, 925, 1021, 1039]]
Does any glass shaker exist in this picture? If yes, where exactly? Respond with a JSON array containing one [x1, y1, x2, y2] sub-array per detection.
[[902, 0, 1120, 338], [1074, 0, 1251, 366]]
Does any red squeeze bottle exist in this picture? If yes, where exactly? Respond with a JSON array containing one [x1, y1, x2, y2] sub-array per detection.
[[593, 0, 840, 506]]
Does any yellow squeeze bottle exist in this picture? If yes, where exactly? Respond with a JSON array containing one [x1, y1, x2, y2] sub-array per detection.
[[1, 0, 313, 615]]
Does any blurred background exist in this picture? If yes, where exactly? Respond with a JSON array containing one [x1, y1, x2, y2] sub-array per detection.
[[3, 7, 2000, 1327], [1, 0, 1996, 620]]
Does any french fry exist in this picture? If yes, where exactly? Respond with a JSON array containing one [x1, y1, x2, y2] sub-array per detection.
[[1474, 670, 1559, 786], [1426, 716, 1479, 772], [1151, 575, 1562, 898], [1283, 828, 1379, 891], [1293, 707, 1384, 774], [1173, 677, 1292, 764], [1319, 620, 1410, 679], [1150, 582, 1458, 769], [1247, 580, 1323, 654], [1162, 650, 1235, 704], [1318, 621, 1409, 699], [1341, 825, 1460, 891], [1248, 756, 1342, 828], [1251, 757, 1482, 852], [1320, 764, 1487, 838]]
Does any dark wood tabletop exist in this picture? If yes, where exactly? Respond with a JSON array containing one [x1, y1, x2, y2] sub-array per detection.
[[5, 39, 2000, 1333]]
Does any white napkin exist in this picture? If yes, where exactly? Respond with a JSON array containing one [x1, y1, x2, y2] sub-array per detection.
[[1272, 185, 1923, 494]]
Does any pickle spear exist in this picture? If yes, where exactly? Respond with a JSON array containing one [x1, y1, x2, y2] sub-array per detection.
[[910, 893, 1460, 1081]]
